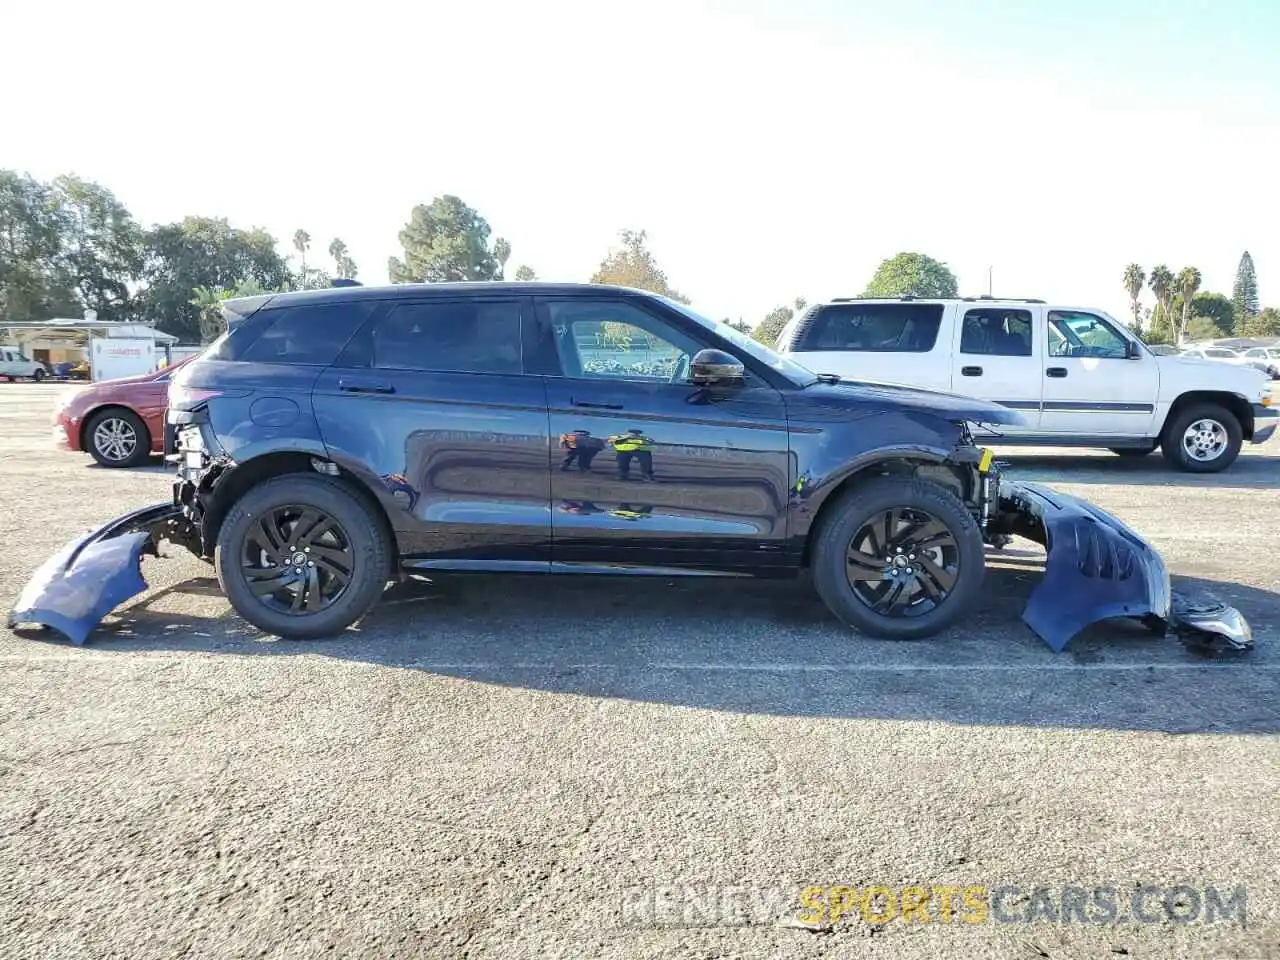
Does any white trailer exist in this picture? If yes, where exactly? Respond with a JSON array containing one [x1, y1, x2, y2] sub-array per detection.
[[89, 336, 156, 381]]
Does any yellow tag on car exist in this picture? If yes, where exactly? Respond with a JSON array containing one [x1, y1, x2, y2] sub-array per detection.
[[978, 448, 994, 473]]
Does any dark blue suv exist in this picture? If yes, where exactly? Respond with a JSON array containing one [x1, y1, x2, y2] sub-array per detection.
[[15, 282, 1253, 655], [166, 282, 1031, 640]]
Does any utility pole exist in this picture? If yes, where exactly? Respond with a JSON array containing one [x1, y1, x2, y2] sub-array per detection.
[[988, 266, 993, 296]]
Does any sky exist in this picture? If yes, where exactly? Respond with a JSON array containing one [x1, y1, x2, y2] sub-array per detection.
[[5, 0, 1280, 328]]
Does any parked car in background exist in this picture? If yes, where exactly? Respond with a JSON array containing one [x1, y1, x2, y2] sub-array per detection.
[[1240, 346, 1280, 379], [777, 297, 1276, 472], [0, 345, 49, 381], [53, 356, 195, 467], [1178, 345, 1274, 377]]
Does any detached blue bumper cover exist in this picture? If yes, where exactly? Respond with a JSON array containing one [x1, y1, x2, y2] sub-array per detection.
[[1001, 481, 1173, 651], [1001, 481, 1253, 652], [6, 503, 186, 645]]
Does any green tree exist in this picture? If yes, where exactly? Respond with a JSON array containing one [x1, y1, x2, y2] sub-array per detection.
[[328, 237, 358, 280], [752, 304, 795, 347], [513, 264, 537, 281], [387, 195, 508, 283], [1240, 306, 1280, 337], [1148, 264, 1176, 342], [1122, 264, 1145, 329], [1173, 291, 1235, 338], [1175, 266, 1202, 344], [0, 171, 77, 322], [190, 279, 280, 343], [724, 317, 751, 334], [1232, 251, 1260, 330], [864, 252, 958, 298], [48, 175, 145, 323], [1184, 315, 1227, 341], [492, 238, 511, 280], [590, 229, 689, 303], [138, 217, 291, 341]]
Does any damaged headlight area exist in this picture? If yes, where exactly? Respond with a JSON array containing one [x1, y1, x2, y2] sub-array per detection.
[[991, 480, 1253, 655]]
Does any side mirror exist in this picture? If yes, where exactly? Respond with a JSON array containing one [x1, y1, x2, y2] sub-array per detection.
[[1126, 340, 1142, 359], [689, 348, 745, 386]]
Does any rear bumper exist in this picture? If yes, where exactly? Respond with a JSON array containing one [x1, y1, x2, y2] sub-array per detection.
[[1252, 403, 1277, 444], [6, 503, 200, 644]]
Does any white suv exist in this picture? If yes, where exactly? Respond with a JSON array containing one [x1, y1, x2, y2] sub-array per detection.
[[0, 346, 49, 382], [777, 297, 1277, 472]]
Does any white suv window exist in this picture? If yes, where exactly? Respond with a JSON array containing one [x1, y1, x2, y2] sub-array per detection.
[[800, 303, 944, 353], [960, 308, 1033, 357]]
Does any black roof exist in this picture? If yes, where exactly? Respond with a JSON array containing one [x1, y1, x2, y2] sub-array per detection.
[[236, 282, 659, 310]]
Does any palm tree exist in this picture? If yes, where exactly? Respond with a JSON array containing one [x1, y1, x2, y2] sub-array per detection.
[[1149, 265, 1175, 340], [1123, 264, 1145, 329], [328, 237, 347, 269], [1176, 267, 1202, 344], [328, 238, 357, 280], [293, 229, 311, 277]]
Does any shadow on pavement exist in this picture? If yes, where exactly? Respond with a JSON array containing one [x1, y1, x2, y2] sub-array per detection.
[[16, 559, 1278, 735]]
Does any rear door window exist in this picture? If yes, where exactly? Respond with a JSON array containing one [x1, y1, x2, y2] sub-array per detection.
[[797, 303, 944, 353], [960, 308, 1033, 356], [369, 300, 524, 374]]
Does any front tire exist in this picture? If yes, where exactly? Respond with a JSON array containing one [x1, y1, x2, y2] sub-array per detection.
[[1160, 404, 1242, 473], [811, 477, 986, 640], [215, 474, 392, 639], [32, 368, 45, 382], [85, 408, 150, 468]]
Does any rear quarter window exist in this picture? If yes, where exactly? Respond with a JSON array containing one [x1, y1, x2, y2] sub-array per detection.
[[217, 302, 376, 365], [796, 303, 944, 353]]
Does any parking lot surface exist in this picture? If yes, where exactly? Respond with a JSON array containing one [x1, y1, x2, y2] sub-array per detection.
[[1, 382, 1277, 959]]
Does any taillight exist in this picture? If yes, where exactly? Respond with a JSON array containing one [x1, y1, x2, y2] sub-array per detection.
[[168, 384, 247, 410]]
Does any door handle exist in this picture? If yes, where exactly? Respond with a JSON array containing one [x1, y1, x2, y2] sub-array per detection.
[[338, 378, 396, 394], [571, 399, 623, 410], [960, 366, 983, 377], [1046, 367, 1068, 378]]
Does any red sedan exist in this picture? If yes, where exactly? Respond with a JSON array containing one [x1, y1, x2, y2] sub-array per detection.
[[53, 357, 194, 468]]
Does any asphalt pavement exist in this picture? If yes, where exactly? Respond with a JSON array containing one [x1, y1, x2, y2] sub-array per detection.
[[1, 383, 1277, 959]]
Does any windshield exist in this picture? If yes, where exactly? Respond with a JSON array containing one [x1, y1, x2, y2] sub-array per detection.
[[658, 297, 819, 386]]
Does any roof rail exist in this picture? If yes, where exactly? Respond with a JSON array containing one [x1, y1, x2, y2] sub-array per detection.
[[330, 278, 362, 288], [829, 295, 919, 302], [961, 296, 1046, 304]]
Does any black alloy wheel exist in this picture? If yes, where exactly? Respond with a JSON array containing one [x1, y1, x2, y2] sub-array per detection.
[[844, 507, 960, 618], [241, 505, 355, 615], [811, 476, 985, 640], [215, 474, 392, 639]]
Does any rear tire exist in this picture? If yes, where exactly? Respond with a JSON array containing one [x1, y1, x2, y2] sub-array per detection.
[[1159, 404, 1242, 473], [215, 474, 392, 639], [85, 408, 150, 468], [811, 477, 985, 640]]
